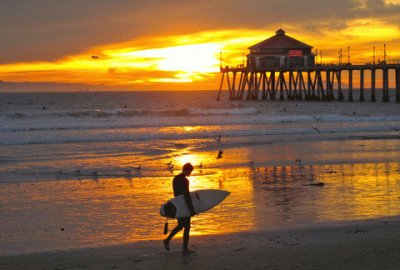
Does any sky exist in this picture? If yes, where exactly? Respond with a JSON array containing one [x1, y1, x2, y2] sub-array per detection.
[[0, 0, 399, 91]]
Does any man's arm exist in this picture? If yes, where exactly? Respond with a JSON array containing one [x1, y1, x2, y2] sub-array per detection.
[[183, 180, 196, 216]]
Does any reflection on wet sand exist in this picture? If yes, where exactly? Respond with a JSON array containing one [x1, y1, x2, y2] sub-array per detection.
[[248, 162, 400, 228], [1, 143, 400, 255], [0, 150, 256, 255]]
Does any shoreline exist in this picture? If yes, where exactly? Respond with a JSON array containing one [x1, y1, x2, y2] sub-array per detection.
[[2, 216, 399, 270]]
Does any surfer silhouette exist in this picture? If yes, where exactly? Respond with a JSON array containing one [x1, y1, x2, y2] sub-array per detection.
[[164, 162, 196, 254]]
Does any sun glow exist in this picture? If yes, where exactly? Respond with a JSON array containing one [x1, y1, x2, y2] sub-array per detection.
[[119, 44, 221, 73], [384, 0, 400, 6], [0, 24, 399, 90]]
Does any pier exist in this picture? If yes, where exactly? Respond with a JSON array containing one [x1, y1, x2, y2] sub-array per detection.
[[217, 63, 400, 103], [217, 29, 400, 103]]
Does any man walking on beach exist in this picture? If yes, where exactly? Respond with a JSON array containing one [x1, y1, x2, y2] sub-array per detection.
[[164, 162, 196, 254]]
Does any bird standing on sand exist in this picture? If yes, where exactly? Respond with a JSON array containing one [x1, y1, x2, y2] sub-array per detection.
[[312, 116, 321, 122], [124, 167, 133, 175], [90, 171, 99, 182], [165, 161, 174, 172], [312, 127, 321, 133], [217, 150, 223, 159], [199, 162, 203, 169], [167, 164, 174, 173]]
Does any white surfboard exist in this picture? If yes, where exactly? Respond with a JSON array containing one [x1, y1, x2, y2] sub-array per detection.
[[160, 189, 230, 218]]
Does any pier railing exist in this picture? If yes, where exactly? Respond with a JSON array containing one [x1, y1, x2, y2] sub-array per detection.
[[217, 63, 400, 103]]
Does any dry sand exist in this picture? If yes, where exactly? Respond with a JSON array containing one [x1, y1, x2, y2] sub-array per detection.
[[1, 217, 399, 270]]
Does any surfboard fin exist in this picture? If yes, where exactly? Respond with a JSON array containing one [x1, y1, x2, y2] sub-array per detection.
[[163, 219, 169, 235]]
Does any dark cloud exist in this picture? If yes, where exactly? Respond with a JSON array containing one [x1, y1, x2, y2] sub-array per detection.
[[0, 0, 398, 64]]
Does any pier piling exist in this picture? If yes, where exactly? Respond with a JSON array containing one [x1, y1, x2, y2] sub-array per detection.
[[348, 70, 353, 102], [218, 64, 400, 103], [359, 69, 364, 102], [396, 68, 400, 103], [371, 69, 376, 102]]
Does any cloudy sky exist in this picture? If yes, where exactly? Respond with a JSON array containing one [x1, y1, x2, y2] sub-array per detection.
[[0, 0, 399, 90]]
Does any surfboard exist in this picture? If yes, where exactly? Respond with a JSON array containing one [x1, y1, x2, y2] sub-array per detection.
[[160, 189, 230, 219]]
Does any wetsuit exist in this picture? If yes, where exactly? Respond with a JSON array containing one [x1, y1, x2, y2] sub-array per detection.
[[173, 174, 195, 210], [165, 173, 195, 250]]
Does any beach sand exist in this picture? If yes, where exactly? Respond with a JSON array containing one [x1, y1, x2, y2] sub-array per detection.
[[1, 217, 399, 270]]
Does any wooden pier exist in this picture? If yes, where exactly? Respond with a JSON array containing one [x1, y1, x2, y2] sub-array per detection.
[[217, 64, 400, 103]]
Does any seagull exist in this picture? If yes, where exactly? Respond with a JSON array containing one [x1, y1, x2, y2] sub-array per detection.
[[91, 55, 99, 59], [312, 116, 321, 122], [312, 127, 321, 133], [58, 169, 62, 175], [133, 164, 141, 170], [199, 162, 203, 169], [214, 134, 221, 142], [167, 164, 174, 173], [123, 167, 133, 174], [217, 150, 223, 159], [165, 161, 172, 166]]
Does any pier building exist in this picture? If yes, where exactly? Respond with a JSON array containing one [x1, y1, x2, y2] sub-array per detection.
[[218, 29, 400, 103], [247, 29, 315, 69]]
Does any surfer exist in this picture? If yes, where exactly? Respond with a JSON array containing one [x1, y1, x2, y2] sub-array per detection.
[[164, 162, 196, 254]]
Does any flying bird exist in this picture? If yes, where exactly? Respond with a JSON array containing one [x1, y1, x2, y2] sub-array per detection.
[[214, 134, 221, 142]]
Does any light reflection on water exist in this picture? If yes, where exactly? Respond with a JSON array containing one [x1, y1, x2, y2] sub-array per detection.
[[0, 172, 256, 254], [1, 161, 400, 255], [248, 162, 400, 228], [1, 139, 400, 255]]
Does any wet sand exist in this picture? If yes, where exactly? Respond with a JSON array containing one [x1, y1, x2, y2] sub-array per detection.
[[2, 160, 400, 256], [1, 217, 399, 270]]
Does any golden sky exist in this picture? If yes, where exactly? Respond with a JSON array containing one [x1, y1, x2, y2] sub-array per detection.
[[0, 0, 399, 91]]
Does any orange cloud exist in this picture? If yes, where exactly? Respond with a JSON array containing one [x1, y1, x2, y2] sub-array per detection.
[[0, 24, 399, 91]]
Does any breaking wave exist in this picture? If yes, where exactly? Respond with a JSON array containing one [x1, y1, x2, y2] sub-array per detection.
[[5, 107, 258, 119]]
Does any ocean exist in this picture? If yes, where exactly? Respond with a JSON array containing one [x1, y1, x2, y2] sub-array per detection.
[[1, 90, 400, 255]]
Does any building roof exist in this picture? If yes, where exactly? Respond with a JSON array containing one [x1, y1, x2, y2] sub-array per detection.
[[249, 29, 313, 50]]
